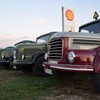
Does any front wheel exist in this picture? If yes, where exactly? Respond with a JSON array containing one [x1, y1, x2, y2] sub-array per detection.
[[92, 73, 100, 93], [32, 57, 47, 76]]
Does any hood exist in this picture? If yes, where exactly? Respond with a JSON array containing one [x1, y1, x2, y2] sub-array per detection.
[[51, 32, 100, 50], [51, 32, 100, 39]]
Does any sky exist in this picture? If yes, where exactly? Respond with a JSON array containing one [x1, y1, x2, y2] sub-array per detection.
[[0, 0, 100, 48]]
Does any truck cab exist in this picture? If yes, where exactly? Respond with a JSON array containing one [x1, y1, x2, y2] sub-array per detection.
[[0, 46, 14, 68], [13, 32, 57, 76], [43, 19, 100, 92]]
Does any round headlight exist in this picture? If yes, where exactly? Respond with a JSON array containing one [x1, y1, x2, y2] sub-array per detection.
[[44, 52, 48, 60], [14, 51, 16, 55], [68, 51, 75, 63], [2, 55, 5, 59], [22, 55, 25, 60], [13, 51, 16, 59]]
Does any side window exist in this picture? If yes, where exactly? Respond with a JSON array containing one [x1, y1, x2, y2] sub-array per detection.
[[79, 21, 100, 33], [37, 39, 46, 44], [36, 35, 50, 44]]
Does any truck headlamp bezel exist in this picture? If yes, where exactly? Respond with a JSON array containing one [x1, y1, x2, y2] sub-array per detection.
[[2, 55, 5, 59], [22, 55, 26, 60], [68, 51, 75, 63], [13, 51, 16, 60], [44, 52, 48, 60]]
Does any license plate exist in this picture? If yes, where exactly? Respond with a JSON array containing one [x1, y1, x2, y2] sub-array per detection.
[[48, 60, 58, 64], [44, 68, 53, 75]]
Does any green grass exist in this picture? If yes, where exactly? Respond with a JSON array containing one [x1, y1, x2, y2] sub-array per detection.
[[0, 68, 100, 100], [0, 69, 61, 100]]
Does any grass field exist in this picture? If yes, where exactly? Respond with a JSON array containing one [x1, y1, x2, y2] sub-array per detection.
[[0, 68, 100, 100]]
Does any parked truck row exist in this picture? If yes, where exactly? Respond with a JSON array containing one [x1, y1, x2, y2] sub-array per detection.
[[0, 14, 100, 93], [0, 32, 57, 76]]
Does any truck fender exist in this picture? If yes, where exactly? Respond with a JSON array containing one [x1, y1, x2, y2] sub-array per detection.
[[9, 55, 13, 62], [93, 48, 100, 73], [32, 52, 45, 64]]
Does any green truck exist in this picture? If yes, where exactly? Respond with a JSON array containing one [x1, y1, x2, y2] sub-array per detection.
[[13, 40, 35, 69], [0, 46, 14, 68], [13, 32, 57, 76]]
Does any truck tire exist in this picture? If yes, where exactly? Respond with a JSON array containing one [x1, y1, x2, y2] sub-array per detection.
[[32, 57, 47, 76], [92, 73, 100, 93]]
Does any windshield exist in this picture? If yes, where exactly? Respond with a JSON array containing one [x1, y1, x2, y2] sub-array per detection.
[[79, 21, 100, 33], [36, 35, 51, 44], [36, 32, 57, 44]]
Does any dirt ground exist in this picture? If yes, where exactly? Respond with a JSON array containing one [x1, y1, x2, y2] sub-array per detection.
[[39, 84, 100, 100], [39, 73, 100, 100], [0, 67, 100, 100]]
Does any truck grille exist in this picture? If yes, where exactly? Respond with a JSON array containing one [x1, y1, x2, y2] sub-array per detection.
[[48, 38, 63, 59], [24, 48, 36, 55]]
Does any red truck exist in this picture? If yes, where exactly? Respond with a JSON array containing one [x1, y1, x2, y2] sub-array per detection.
[[43, 18, 100, 93]]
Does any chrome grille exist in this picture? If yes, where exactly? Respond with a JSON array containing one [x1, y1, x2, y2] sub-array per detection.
[[48, 38, 63, 59]]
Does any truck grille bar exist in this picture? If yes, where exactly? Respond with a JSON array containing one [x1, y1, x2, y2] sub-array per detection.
[[48, 38, 63, 59], [73, 39, 100, 45]]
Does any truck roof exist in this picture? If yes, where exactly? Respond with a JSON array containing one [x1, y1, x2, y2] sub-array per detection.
[[36, 32, 58, 40], [5, 46, 14, 49], [51, 31, 100, 40], [79, 19, 100, 30], [14, 40, 35, 46]]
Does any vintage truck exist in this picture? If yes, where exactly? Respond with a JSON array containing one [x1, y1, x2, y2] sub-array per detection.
[[43, 18, 100, 92], [13, 32, 57, 76], [13, 40, 35, 69], [0, 46, 14, 68]]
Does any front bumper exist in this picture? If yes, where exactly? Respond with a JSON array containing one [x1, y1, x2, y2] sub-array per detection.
[[11, 61, 33, 70], [0, 60, 10, 63], [12, 60, 33, 66], [43, 62, 94, 73], [0, 60, 10, 64]]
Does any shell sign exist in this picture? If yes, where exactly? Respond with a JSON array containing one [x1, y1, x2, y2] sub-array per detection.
[[65, 10, 74, 21], [62, 7, 75, 32]]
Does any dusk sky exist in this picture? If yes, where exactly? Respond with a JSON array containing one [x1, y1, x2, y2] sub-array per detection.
[[0, 0, 100, 48]]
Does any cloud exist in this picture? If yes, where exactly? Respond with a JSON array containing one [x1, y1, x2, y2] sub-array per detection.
[[0, 33, 35, 48], [19, 36, 30, 40]]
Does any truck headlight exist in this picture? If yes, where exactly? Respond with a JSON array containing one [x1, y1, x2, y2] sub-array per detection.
[[68, 51, 75, 63], [22, 55, 26, 60], [44, 52, 48, 60], [13, 51, 16, 59], [2, 55, 5, 59]]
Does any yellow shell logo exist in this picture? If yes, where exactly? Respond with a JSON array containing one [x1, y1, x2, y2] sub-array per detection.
[[65, 10, 74, 21]]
